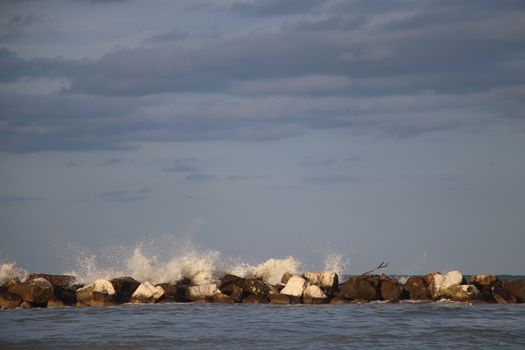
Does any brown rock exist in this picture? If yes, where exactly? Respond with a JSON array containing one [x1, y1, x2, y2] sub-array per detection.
[[110, 277, 141, 303], [0, 292, 23, 309], [491, 286, 517, 304], [212, 293, 235, 303], [501, 280, 525, 303], [9, 277, 53, 305], [27, 274, 76, 289], [339, 276, 359, 300], [242, 294, 269, 304], [156, 283, 190, 302], [75, 279, 116, 306], [445, 285, 482, 302], [281, 272, 294, 284], [339, 275, 380, 301], [47, 298, 66, 308], [470, 275, 497, 287], [402, 276, 431, 300], [329, 295, 351, 304], [20, 301, 32, 309], [380, 274, 400, 302]]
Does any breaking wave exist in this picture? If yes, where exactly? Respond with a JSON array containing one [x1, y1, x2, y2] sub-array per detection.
[[5, 235, 349, 286]]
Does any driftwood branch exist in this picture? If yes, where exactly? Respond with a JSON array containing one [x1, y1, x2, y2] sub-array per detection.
[[360, 262, 389, 276]]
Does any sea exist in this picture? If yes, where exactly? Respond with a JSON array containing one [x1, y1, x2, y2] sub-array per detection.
[[1, 302, 525, 349]]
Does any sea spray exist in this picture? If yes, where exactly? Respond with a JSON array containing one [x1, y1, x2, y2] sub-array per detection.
[[229, 257, 302, 285], [0, 262, 27, 284], [323, 253, 350, 277], [58, 236, 344, 285]]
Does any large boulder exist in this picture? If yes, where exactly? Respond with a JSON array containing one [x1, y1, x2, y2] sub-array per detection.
[[187, 284, 219, 302], [27, 274, 76, 289], [269, 294, 302, 304], [110, 277, 141, 303], [501, 280, 525, 303], [430, 271, 463, 299], [75, 279, 116, 306], [339, 275, 380, 301], [303, 272, 338, 289], [131, 282, 165, 303], [303, 285, 327, 304], [0, 292, 23, 309], [470, 275, 499, 302], [401, 276, 431, 300], [156, 283, 189, 302], [26, 274, 78, 306], [280, 276, 307, 297], [491, 286, 517, 304], [219, 274, 272, 303], [281, 272, 294, 285], [470, 275, 497, 287], [444, 285, 482, 302], [9, 277, 54, 306], [380, 274, 400, 302]]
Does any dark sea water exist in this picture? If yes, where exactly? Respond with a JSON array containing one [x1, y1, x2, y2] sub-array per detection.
[[1, 303, 525, 349]]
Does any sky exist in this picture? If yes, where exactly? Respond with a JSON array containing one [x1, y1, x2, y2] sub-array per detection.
[[0, 0, 524, 275]]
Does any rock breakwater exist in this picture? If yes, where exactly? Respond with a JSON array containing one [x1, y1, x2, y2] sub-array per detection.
[[1, 270, 524, 309]]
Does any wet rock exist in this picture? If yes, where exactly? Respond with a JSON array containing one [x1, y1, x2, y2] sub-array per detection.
[[491, 286, 517, 304], [110, 277, 141, 303], [9, 277, 53, 306], [380, 274, 400, 302], [26, 274, 78, 306], [470, 275, 499, 302], [303, 285, 327, 304], [243, 278, 271, 297], [219, 274, 272, 302], [219, 274, 245, 302], [470, 275, 497, 287], [131, 282, 165, 304], [303, 272, 338, 289], [242, 294, 269, 304], [0, 292, 23, 309], [402, 276, 431, 300], [75, 279, 116, 306], [329, 295, 352, 304], [269, 294, 301, 304], [280, 276, 307, 297], [501, 280, 525, 303], [20, 301, 32, 309], [1, 277, 21, 293], [444, 285, 482, 302], [281, 272, 293, 285], [339, 275, 380, 301], [27, 274, 76, 289], [47, 298, 66, 308], [156, 283, 189, 302], [430, 271, 463, 299], [187, 284, 219, 302], [212, 293, 235, 303]]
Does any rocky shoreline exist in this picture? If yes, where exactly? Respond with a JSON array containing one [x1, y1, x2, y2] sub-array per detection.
[[1, 270, 524, 309]]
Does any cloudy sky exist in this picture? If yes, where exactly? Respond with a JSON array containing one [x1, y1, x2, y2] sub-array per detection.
[[1, 0, 524, 275]]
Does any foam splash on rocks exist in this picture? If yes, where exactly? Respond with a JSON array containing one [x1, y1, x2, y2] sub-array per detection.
[[0, 262, 28, 284], [229, 257, 302, 285]]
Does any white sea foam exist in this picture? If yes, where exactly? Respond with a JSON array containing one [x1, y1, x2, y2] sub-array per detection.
[[228, 256, 302, 285], [60, 236, 350, 286], [323, 252, 350, 277], [0, 262, 27, 284]]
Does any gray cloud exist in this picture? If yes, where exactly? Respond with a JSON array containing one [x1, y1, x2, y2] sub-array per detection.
[[0, 0, 524, 153], [230, 0, 327, 17], [163, 158, 199, 173], [303, 174, 359, 185], [0, 195, 43, 203], [185, 173, 216, 182], [95, 187, 152, 202]]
